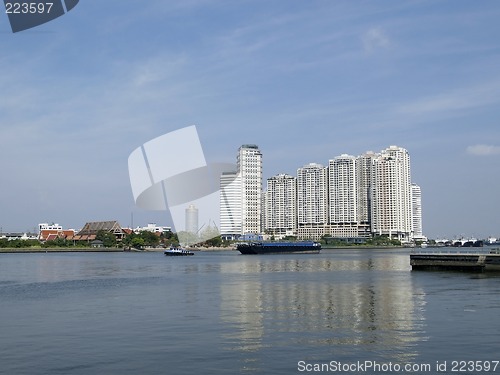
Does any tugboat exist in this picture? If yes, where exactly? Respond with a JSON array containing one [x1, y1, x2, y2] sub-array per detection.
[[164, 246, 194, 256]]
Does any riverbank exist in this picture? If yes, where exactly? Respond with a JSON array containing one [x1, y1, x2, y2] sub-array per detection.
[[0, 245, 406, 253], [0, 247, 125, 253], [0, 247, 237, 253]]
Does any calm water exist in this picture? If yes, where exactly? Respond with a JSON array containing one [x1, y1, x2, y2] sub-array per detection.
[[1, 249, 499, 375]]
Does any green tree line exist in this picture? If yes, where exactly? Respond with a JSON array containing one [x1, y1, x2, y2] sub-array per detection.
[[0, 230, 180, 249]]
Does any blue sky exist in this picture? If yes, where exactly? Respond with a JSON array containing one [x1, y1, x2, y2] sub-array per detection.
[[1, 0, 499, 239]]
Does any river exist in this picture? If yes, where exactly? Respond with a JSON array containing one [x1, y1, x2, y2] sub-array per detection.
[[1, 249, 499, 374]]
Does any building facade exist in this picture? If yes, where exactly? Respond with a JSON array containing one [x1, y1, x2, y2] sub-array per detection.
[[297, 163, 328, 225], [237, 145, 263, 235], [264, 174, 297, 238], [38, 223, 63, 234], [328, 154, 359, 238], [370, 146, 413, 241], [220, 171, 242, 238], [134, 223, 172, 234], [411, 183, 425, 240], [220, 145, 262, 238], [296, 163, 328, 240], [355, 152, 376, 238]]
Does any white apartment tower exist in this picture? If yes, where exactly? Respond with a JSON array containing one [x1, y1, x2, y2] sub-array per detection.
[[296, 163, 328, 240], [411, 183, 424, 240], [237, 144, 263, 235], [220, 171, 242, 238], [356, 152, 376, 224], [264, 174, 297, 238], [356, 152, 376, 237], [371, 146, 413, 241], [328, 155, 358, 237], [297, 163, 328, 225]]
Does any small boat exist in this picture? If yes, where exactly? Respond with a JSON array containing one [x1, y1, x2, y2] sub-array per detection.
[[164, 247, 194, 256]]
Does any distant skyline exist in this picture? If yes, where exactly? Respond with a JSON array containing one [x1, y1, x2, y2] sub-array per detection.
[[1, 1, 500, 239]]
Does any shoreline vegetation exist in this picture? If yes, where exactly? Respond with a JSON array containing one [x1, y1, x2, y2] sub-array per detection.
[[0, 247, 125, 253], [0, 245, 239, 253]]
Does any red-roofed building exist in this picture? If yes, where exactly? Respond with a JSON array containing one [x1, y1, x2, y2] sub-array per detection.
[[122, 228, 134, 236], [74, 221, 125, 242], [39, 229, 75, 242]]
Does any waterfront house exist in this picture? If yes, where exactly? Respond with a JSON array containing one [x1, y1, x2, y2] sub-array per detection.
[[73, 220, 125, 243]]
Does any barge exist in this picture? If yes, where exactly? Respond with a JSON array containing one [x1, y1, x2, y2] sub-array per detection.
[[236, 241, 321, 255]]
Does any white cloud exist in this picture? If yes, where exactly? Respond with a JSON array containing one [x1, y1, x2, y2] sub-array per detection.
[[395, 79, 500, 117], [362, 27, 390, 53], [466, 144, 500, 156], [132, 55, 187, 87]]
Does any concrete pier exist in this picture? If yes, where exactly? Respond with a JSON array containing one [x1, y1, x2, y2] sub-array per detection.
[[410, 250, 500, 272]]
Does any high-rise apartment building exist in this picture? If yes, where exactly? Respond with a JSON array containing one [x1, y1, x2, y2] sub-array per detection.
[[297, 163, 328, 225], [220, 145, 262, 238], [264, 174, 297, 237], [355, 152, 376, 238], [370, 146, 413, 241], [411, 183, 424, 240], [296, 163, 328, 240], [329, 155, 357, 224], [356, 152, 376, 224], [220, 171, 242, 238], [328, 154, 359, 237], [238, 144, 263, 235]]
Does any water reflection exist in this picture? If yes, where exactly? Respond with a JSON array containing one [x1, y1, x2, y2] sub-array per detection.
[[220, 251, 427, 370]]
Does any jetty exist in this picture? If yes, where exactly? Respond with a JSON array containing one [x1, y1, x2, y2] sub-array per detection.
[[410, 249, 500, 272]]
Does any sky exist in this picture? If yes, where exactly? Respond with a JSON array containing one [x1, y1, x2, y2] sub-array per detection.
[[1, 0, 499, 239]]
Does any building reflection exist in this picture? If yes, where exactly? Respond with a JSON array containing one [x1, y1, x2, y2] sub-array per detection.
[[219, 252, 427, 370]]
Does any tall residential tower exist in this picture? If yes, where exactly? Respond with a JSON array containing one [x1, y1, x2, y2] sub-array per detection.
[[220, 171, 242, 238], [220, 144, 262, 238], [411, 183, 424, 241], [238, 145, 263, 235], [296, 163, 328, 239], [370, 146, 413, 241], [264, 174, 297, 238], [328, 154, 358, 238]]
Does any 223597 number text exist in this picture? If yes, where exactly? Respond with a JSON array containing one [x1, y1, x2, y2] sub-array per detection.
[[451, 360, 499, 372], [5, 2, 54, 14]]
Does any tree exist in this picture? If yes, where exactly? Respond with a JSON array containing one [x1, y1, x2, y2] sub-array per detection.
[[161, 230, 175, 240], [367, 235, 401, 247], [43, 237, 71, 248], [160, 231, 178, 247], [122, 232, 135, 249], [96, 230, 117, 248], [202, 235, 222, 248], [131, 237, 145, 249], [139, 231, 160, 248]]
